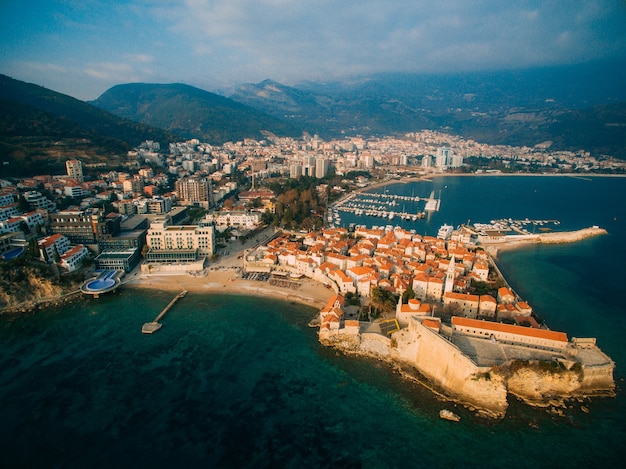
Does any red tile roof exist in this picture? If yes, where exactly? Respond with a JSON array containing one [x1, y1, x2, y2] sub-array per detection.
[[452, 317, 568, 342]]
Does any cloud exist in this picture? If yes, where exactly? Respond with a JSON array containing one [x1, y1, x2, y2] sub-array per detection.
[[1, 0, 625, 100], [21, 61, 69, 74], [150, 0, 626, 83], [84, 62, 137, 81], [125, 54, 154, 64]]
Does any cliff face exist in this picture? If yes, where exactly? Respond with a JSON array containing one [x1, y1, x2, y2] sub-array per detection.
[[0, 264, 79, 311], [496, 359, 615, 406], [499, 363, 583, 405]]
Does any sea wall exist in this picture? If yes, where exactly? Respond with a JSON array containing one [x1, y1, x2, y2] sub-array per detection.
[[320, 318, 615, 418], [391, 318, 508, 417], [579, 362, 616, 393]]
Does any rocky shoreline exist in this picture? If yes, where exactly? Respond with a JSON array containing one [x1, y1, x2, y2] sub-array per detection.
[[0, 289, 82, 315], [321, 334, 615, 419]]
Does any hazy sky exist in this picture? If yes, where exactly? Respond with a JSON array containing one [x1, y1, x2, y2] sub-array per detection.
[[1, 0, 626, 100]]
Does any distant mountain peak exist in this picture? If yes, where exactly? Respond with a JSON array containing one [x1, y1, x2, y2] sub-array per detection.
[[91, 82, 301, 144]]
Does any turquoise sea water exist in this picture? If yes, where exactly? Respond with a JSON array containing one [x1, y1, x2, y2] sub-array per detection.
[[1, 176, 625, 468]]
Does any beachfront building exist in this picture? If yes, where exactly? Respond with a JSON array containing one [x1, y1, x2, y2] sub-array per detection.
[[95, 249, 142, 272], [145, 215, 215, 263], [497, 287, 516, 304]]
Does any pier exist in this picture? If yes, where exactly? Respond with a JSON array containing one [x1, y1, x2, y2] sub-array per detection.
[[142, 290, 188, 334]]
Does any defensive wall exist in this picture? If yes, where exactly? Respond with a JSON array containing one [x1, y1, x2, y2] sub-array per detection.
[[391, 317, 508, 417]]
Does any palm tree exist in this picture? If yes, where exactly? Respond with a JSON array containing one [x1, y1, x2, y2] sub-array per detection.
[[369, 286, 397, 319]]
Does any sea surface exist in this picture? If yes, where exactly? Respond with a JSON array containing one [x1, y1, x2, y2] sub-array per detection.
[[1, 175, 625, 468]]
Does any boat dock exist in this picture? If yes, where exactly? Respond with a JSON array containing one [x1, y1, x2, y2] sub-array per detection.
[[142, 290, 188, 334], [330, 190, 433, 225]]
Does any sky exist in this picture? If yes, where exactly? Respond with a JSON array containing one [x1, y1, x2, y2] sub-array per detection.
[[1, 0, 626, 101]]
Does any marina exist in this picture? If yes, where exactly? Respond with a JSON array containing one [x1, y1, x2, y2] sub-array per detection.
[[328, 189, 439, 226], [142, 290, 188, 334]]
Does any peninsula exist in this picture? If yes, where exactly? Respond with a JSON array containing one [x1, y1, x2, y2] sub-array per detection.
[[237, 222, 614, 418]]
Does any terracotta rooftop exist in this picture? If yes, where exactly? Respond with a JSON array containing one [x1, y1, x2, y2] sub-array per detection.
[[452, 317, 568, 342]]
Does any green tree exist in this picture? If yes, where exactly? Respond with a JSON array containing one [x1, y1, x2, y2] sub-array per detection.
[[402, 287, 416, 303], [18, 195, 30, 212], [344, 291, 360, 306], [369, 286, 397, 319]]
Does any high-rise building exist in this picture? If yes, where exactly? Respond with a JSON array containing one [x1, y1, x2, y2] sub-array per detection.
[[315, 158, 329, 178], [435, 147, 451, 168], [290, 163, 303, 179], [450, 154, 464, 168], [65, 159, 83, 183], [175, 177, 212, 208]]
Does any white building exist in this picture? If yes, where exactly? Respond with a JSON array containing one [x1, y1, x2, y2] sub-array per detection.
[[66, 159, 84, 182], [315, 158, 329, 178], [38, 233, 71, 262], [209, 211, 262, 230], [64, 184, 88, 198], [146, 216, 215, 256], [0, 203, 20, 222], [435, 147, 450, 168], [59, 245, 89, 272], [19, 211, 45, 231], [0, 191, 15, 207]]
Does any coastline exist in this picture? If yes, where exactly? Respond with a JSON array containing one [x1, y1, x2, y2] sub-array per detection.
[[121, 267, 332, 310], [360, 171, 626, 193]]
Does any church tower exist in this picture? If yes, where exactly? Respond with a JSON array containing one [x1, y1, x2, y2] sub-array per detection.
[[445, 255, 456, 293]]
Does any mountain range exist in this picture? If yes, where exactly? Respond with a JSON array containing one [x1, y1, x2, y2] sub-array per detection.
[[1, 59, 625, 178], [0, 74, 175, 177], [228, 61, 626, 157]]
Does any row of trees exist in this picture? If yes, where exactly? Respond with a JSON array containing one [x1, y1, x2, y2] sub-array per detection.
[[263, 177, 327, 231]]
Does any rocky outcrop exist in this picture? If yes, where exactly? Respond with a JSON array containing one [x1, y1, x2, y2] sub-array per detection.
[[496, 361, 583, 406], [321, 319, 510, 418], [0, 264, 81, 313]]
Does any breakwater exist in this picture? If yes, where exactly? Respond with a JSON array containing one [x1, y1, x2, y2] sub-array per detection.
[[482, 226, 607, 257]]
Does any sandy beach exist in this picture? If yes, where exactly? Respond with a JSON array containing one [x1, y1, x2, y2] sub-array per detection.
[[121, 230, 333, 310], [124, 268, 332, 309]]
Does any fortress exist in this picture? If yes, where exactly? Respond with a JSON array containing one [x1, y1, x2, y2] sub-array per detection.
[[318, 294, 615, 418]]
